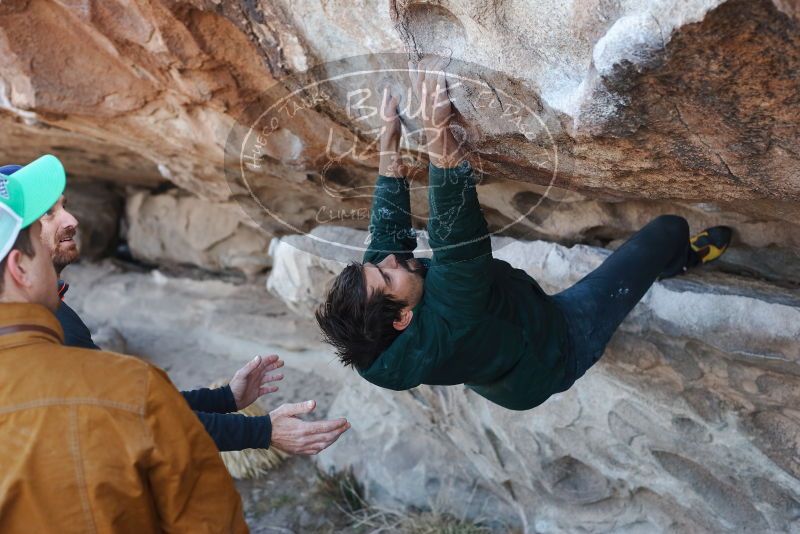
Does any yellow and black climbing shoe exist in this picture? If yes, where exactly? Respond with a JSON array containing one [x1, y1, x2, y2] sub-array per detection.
[[689, 226, 733, 265]]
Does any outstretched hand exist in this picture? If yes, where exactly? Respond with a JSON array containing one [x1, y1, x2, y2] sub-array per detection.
[[269, 400, 350, 455], [229, 354, 284, 410]]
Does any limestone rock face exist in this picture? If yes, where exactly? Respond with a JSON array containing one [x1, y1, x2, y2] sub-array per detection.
[[0, 0, 798, 243], [268, 227, 800, 532], [126, 190, 272, 276], [266, 227, 369, 316], [1, 0, 799, 528]]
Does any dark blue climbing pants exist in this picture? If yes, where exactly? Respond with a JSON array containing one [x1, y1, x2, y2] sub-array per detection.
[[552, 214, 692, 390]]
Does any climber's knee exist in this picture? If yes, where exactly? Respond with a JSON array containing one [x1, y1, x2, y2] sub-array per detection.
[[650, 214, 690, 244]]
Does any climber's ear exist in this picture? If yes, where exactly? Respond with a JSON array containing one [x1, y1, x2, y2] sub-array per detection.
[[393, 307, 413, 331]]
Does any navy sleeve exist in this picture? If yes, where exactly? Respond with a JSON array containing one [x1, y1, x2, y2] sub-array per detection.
[[180, 386, 238, 414], [56, 301, 101, 350], [194, 411, 272, 452]]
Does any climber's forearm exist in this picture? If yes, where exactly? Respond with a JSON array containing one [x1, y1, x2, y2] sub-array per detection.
[[427, 159, 492, 264], [378, 97, 403, 177], [364, 94, 415, 262], [362, 173, 416, 264], [426, 126, 464, 169], [378, 149, 402, 177]]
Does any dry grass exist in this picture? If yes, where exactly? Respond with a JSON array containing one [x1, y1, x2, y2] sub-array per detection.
[[315, 469, 500, 534], [348, 509, 496, 534]]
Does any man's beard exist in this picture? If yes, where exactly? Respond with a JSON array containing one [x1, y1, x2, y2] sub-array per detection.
[[397, 256, 427, 278], [53, 227, 80, 274]]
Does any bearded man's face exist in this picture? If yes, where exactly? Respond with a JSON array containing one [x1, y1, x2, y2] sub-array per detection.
[[39, 195, 79, 273]]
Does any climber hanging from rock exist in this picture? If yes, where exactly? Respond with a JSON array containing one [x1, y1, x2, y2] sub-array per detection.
[[315, 56, 733, 411]]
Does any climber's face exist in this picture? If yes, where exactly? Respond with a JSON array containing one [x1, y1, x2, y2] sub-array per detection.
[[363, 254, 426, 330]]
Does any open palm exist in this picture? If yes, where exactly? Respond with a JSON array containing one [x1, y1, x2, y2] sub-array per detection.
[[229, 354, 284, 410]]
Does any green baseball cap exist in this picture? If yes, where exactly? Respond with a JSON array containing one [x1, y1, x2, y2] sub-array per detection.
[[0, 154, 66, 228]]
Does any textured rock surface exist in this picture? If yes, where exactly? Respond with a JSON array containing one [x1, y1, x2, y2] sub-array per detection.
[[0, 0, 798, 238], [57, 253, 800, 532], [269, 226, 800, 532], [126, 190, 272, 275], [0, 0, 798, 530]]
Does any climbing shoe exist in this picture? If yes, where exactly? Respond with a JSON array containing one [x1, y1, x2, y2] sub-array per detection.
[[688, 226, 733, 267]]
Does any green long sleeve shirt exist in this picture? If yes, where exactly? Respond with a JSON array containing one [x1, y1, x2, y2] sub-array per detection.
[[358, 161, 570, 410]]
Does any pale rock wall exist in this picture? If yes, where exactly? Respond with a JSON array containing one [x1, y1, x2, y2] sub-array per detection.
[[0, 0, 797, 528], [126, 190, 272, 275], [0, 0, 797, 232]]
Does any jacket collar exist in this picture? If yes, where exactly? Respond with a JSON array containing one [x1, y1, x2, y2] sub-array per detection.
[[0, 303, 64, 347]]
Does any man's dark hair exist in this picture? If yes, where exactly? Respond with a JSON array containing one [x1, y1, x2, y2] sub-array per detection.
[[316, 262, 406, 370], [0, 227, 35, 294]]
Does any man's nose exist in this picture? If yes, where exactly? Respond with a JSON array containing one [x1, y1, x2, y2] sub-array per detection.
[[63, 209, 79, 228]]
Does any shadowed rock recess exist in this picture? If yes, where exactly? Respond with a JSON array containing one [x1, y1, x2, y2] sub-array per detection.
[[1, 0, 798, 531]]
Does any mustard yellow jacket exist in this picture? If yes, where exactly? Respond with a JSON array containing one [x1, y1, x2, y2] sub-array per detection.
[[0, 303, 248, 533]]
